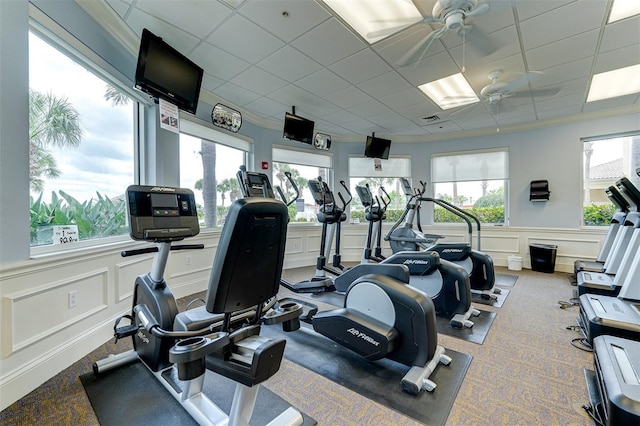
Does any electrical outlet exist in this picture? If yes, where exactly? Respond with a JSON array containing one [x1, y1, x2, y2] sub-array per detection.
[[68, 290, 78, 308], [292, 242, 299, 250], [186, 255, 192, 265]]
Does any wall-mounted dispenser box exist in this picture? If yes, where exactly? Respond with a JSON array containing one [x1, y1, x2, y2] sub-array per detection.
[[530, 180, 550, 201]]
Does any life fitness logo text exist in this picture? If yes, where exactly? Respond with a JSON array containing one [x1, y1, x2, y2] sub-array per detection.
[[150, 187, 176, 192], [403, 259, 431, 265], [347, 327, 380, 346], [442, 248, 463, 253]]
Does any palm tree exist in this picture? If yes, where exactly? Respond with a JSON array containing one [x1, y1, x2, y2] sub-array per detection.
[[29, 89, 83, 192], [201, 140, 217, 227], [104, 84, 130, 107]]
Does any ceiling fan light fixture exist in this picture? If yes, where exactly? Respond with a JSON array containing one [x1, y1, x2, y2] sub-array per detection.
[[322, 0, 423, 43], [608, 0, 640, 23], [419, 73, 479, 110], [587, 64, 640, 102]]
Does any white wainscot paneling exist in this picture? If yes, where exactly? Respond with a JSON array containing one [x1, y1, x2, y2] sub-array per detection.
[[115, 255, 152, 303], [2, 268, 108, 356], [285, 236, 303, 255]]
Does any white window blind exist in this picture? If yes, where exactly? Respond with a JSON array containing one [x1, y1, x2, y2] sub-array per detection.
[[273, 146, 332, 168], [180, 117, 252, 152], [349, 156, 411, 178], [432, 149, 508, 183]]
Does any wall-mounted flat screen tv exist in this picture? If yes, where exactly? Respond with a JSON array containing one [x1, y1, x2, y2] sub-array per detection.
[[283, 112, 314, 145], [364, 135, 392, 159], [134, 28, 204, 115]]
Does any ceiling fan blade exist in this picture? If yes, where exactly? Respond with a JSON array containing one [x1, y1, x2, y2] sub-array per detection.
[[396, 26, 446, 66], [510, 87, 561, 98], [501, 71, 543, 94], [467, 1, 490, 17]]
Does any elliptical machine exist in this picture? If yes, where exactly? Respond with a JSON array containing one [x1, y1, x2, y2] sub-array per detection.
[[292, 177, 352, 293], [356, 183, 390, 264], [386, 179, 497, 301], [94, 185, 304, 426]]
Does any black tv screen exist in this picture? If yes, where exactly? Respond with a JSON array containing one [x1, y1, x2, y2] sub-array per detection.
[[135, 28, 204, 114], [364, 135, 391, 159], [283, 112, 314, 145]]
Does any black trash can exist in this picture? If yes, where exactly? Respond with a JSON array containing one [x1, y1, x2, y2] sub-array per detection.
[[529, 243, 558, 273]]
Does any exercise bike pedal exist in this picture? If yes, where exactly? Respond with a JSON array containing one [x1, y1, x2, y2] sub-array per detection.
[[422, 379, 437, 392], [113, 315, 138, 342]]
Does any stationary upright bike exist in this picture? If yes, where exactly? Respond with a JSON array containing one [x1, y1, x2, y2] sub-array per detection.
[[94, 185, 304, 426]]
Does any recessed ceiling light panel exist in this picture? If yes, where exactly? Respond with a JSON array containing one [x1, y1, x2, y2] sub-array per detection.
[[323, 0, 423, 43], [587, 64, 640, 102], [419, 73, 479, 110]]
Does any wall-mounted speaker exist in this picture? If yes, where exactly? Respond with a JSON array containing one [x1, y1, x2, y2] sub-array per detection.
[[530, 180, 550, 202]]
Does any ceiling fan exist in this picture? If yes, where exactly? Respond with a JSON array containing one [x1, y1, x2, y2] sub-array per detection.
[[369, 0, 492, 67], [445, 70, 562, 114]]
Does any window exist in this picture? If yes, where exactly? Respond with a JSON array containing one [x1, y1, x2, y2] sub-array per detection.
[[272, 146, 332, 223], [28, 31, 136, 248], [431, 149, 508, 224], [582, 133, 640, 226], [349, 157, 411, 224], [179, 120, 250, 228]]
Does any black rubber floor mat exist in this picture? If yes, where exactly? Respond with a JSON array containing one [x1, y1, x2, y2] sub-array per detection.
[[261, 323, 472, 426], [80, 361, 316, 425]]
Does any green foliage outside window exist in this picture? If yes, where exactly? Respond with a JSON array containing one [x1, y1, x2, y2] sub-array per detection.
[[583, 204, 616, 226], [30, 190, 127, 245]]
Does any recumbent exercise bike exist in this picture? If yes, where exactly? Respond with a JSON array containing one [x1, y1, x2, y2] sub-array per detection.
[[94, 185, 305, 426]]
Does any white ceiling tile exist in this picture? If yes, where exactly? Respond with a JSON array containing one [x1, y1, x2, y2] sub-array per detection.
[[257, 46, 323, 82], [213, 82, 261, 106], [350, 100, 393, 118], [515, 0, 576, 21], [243, 97, 289, 118], [358, 71, 413, 98], [526, 29, 599, 70], [537, 104, 583, 120], [267, 84, 318, 107], [190, 42, 250, 81], [206, 14, 285, 63], [324, 86, 374, 109], [519, 0, 606, 50], [329, 49, 393, 85], [125, 8, 200, 54], [105, 0, 131, 19], [295, 69, 351, 98], [600, 16, 640, 53], [379, 88, 428, 110], [396, 51, 459, 86], [134, 0, 232, 39], [583, 93, 640, 112], [291, 18, 367, 66], [238, 0, 331, 42], [594, 44, 640, 73], [422, 120, 463, 133], [536, 57, 594, 87], [230, 66, 289, 96]]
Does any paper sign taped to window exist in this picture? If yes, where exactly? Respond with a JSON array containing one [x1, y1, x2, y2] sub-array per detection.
[[53, 225, 79, 245]]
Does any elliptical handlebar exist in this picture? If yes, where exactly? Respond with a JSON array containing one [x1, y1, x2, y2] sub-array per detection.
[[121, 244, 204, 258], [338, 180, 352, 211]]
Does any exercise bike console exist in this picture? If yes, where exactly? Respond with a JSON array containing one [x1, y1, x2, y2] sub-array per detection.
[[127, 185, 200, 241]]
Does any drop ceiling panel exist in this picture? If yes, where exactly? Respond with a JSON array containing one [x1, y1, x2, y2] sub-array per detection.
[[396, 51, 459, 86], [213, 82, 261, 107], [190, 42, 250, 81], [349, 100, 393, 118], [600, 16, 640, 53], [594, 44, 640, 72], [256, 46, 323, 82], [514, 0, 576, 22], [295, 69, 351, 98], [244, 96, 289, 118], [134, 0, 232, 39], [526, 29, 600, 71], [357, 71, 413, 99], [379, 88, 429, 111], [329, 49, 393, 85], [229, 66, 289, 96], [291, 18, 366, 66], [519, 0, 607, 50], [324, 86, 374, 109], [125, 8, 200, 53], [238, 0, 331, 42], [206, 14, 284, 63]]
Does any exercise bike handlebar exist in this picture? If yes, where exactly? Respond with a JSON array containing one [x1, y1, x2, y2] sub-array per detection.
[[121, 244, 205, 258]]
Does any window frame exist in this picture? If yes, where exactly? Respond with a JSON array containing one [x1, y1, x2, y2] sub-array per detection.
[[28, 13, 145, 256], [581, 131, 640, 227], [272, 145, 333, 225], [430, 147, 510, 226], [179, 118, 252, 230], [348, 155, 412, 224]]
